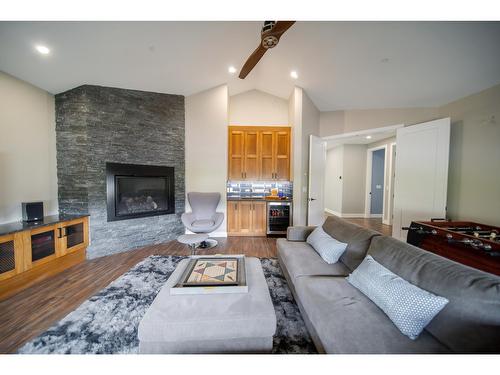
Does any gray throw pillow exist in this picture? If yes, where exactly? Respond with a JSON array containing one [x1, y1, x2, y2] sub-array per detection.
[[347, 255, 449, 340], [306, 226, 348, 264]]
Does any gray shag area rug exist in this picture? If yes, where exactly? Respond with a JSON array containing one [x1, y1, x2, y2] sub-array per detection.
[[18, 256, 317, 354]]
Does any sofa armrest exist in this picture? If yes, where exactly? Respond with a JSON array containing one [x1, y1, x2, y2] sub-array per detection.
[[286, 226, 316, 242]]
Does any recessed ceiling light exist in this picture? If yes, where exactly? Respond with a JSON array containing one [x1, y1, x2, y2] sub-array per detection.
[[290, 70, 298, 79], [228, 66, 237, 74], [366, 135, 372, 139], [35, 45, 50, 55]]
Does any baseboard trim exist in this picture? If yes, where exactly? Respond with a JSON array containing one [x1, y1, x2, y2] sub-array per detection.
[[324, 208, 341, 216], [366, 214, 383, 218], [324, 209, 365, 219], [341, 213, 366, 218]]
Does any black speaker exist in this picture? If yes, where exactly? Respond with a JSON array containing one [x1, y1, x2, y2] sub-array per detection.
[[22, 202, 44, 222]]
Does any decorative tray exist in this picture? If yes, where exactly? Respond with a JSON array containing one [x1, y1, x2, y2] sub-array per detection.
[[170, 255, 248, 295]]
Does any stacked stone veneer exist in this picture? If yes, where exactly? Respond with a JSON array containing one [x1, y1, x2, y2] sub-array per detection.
[[56, 85, 185, 259]]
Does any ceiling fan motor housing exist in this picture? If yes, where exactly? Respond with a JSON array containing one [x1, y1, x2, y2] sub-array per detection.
[[261, 21, 279, 49], [262, 35, 279, 49]]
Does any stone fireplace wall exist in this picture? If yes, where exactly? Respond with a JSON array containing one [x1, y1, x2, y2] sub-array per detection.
[[56, 85, 185, 258]]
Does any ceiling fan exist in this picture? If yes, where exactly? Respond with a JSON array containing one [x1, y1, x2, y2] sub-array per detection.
[[239, 21, 296, 79]]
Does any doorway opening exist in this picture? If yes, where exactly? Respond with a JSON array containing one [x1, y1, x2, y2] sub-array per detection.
[[366, 147, 386, 219]]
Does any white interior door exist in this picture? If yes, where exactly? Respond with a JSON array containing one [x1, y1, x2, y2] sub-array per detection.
[[308, 135, 326, 226], [392, 118, 451, 240]]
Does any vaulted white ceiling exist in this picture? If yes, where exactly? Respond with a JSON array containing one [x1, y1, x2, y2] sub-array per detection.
[[1, 21, 499, 110]]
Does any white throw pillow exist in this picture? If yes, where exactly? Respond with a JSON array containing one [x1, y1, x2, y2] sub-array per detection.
[[347, 255, 449, 340], [306, 226, 348, 264]]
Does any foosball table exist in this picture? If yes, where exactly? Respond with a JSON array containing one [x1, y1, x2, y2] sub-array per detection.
[[405, 220, 500, 276]]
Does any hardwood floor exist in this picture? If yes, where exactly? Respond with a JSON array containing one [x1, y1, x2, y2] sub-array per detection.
[[0, 217, 390, 354], [0, 237, 277, 354], [325, 213, 392, 236]]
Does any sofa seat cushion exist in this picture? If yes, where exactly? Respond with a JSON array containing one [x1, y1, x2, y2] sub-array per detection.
[[294, 276, 450, 354], [277, 238, 350, 279]]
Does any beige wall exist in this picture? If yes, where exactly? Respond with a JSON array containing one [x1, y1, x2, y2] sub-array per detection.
[[229, 89, 289, 125], [300, 90, 321, 224], [0, 72, 58, 224], [324, 146, 343, 214], [439, 84, 500, 226], [320, 107, 440, 137], [289, 87, 303, 225], [185, 84, 229, 235], [341, 145, 367, 215]]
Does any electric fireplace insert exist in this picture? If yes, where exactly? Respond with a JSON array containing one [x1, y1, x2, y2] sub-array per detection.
[[106, 163, 175, 222]]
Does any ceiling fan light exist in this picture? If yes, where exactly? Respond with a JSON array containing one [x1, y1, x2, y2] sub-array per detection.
[[290, 71, 298, 79], [228, 66, 237, 74]]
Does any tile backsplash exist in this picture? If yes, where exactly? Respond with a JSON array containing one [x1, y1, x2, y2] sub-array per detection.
[[226, 181, 293, 199]]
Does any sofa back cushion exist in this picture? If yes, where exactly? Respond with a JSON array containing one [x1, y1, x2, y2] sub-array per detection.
[[367, 236, 500, 353], [322, 216, 380, 271]]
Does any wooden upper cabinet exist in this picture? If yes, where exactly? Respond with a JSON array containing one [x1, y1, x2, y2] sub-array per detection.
[[228, 129, 245, 180], [274, 130, 291, 180], [260, 131, 275, 180], [243, 130, 259, 180], [228, 126, 291, 181]]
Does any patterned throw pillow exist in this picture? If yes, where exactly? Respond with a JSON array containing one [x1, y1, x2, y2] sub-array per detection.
[[347, 255, 449, 340], [306, 226, 348, 264]]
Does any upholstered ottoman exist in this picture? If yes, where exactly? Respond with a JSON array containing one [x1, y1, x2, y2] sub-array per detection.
[[138, 257, 277, 354]]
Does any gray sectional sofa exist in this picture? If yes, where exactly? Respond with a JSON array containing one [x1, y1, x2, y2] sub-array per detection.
[[277, 215, 500, 354]]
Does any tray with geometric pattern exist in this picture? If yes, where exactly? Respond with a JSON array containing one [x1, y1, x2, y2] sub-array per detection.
[[171, 255, 248, 295]]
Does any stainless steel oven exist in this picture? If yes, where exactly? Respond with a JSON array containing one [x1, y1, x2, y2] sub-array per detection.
[[267, 201, 292, 235]]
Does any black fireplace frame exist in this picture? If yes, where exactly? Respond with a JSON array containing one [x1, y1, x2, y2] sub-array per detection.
[[106, 162, 175, 222]]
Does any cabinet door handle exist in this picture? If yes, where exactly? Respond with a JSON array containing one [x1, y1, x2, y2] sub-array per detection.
[[58, 228, 63, 239], [241, 172, 244, 179]]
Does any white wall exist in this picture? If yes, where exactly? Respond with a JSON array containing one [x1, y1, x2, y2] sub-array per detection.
[[324, 145, 343, 215], [229, 89, 289, 125], [0, 72, 58, 224], [185, 84, 229, 235], [320, 107, 440, 137], [300, 90, 321, 224], [439, 84, 500, 226]]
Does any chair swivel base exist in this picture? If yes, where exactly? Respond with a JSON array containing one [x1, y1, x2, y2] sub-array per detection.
[[198, 238, 218, 249]]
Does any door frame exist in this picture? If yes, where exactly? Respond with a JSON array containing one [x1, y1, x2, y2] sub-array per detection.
[[364, 145, 388, 219], [385, 142, 397, 225], [307, 135, 327, 226]]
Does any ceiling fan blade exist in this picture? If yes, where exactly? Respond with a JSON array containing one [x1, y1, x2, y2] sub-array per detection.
[[239, 44, 268, 79], [265, 21, 296, 38]]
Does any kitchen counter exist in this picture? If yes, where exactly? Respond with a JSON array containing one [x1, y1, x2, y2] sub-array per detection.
[[227, 197, 292, 202]]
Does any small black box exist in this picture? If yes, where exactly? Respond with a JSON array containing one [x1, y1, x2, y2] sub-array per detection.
[[22, 202, 44, 222]]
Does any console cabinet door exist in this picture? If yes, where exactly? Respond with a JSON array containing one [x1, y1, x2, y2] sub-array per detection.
[[26, 225, 59, 268], [0, 233, 25, 281], [228, 129, 245, 180], [58, 217, 89, 256]]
